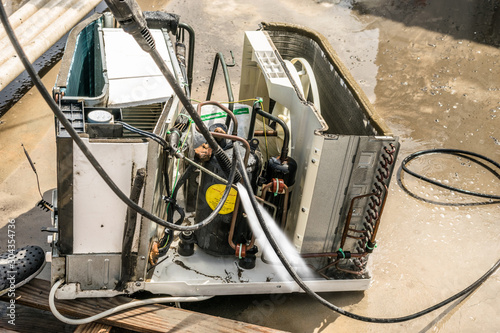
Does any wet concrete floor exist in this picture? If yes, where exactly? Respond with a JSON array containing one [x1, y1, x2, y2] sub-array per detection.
[[0, 0, 499, 332]]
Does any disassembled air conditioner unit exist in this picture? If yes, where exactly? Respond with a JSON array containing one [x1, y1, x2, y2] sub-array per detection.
[[47, 12, 399, 300]]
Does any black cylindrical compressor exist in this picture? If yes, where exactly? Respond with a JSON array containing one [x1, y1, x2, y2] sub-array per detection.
[[193, 142, 261, 256]]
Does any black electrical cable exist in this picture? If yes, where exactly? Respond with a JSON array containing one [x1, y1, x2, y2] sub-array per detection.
[[118, 121, 169, 149], [233, 144, 500, 323], [398, 149, 500, 206], [159, 204, 185, 254], [162, 154, 172, 198], [171, 164, 195, 202], [0, 2, 235, 232], [159, 164, 194, 254]]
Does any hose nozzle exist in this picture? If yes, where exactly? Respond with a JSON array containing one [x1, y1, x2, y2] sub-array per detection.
[[104, 0, 155, 52]]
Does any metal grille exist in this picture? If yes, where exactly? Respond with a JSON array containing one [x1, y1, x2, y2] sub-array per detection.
[[121, 103, 164, 137]]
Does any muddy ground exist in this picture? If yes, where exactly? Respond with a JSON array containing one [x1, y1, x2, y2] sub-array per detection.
[[0, 0, 499, 332]]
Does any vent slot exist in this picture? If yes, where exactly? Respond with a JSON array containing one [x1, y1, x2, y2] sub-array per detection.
[[121, 103, 164, 137]]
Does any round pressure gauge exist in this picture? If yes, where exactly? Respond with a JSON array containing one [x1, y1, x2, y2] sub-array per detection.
[[88, 110, 113, 124]]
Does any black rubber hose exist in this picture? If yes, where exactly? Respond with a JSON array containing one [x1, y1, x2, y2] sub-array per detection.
[[165, 165, 194, 225], [398, 149, 500, 206], [178, 22, 195, 91], [0, 2, 235, 232], [233, 144, 500, 323], [254, 107, 289, 161]]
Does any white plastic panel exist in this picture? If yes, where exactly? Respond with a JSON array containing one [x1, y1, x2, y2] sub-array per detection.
[[239, 31, 326, 252], [72, 138, 148, 253], [103, 28, 174, 107], [146, 245, 369, 296]]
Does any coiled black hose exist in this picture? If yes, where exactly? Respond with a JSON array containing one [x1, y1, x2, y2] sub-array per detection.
[[234, 144, 500, 323], [398, 148, 500, 206]]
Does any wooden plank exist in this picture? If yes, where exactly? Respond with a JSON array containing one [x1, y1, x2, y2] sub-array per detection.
[[74, 322, 113, 333], [0, 302, 76, 333], [0, 279, 289, 333]]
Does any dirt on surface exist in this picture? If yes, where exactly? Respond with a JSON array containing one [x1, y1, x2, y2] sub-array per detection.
[[0, 0, 499, 332]]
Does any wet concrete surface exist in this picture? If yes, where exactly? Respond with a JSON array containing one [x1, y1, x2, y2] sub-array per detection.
[[1, 0, 499, 332]]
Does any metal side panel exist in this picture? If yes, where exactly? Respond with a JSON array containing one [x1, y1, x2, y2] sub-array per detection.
[[72, 138, 148, 254], [299, 136, 360, 254], [300, 136, 399, 260], [335, 137, 399, 253], [66, 254, 121, 291]]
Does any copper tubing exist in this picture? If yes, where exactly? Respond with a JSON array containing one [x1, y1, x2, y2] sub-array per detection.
[[228, 197, 240, 250], [261, 181, 290, 228], [369, 183, 388, 244], [211, 132, 250, 164], [253, 130, 278, 137], [196, 101, 239, 135], [335, 262, 365, 276], [316, 259, 340, 277], [346, 234, 365, 240], [261, 182, 273, 196], [349, 228, 367, 233], [220, 132, 252, 252], [384, 143, 396, 154], [228, 196, 255, 251], [340, 192, 374, 249]]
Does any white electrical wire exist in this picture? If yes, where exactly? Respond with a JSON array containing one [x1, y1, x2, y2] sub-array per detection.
[[49, 280, 213, 325]]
